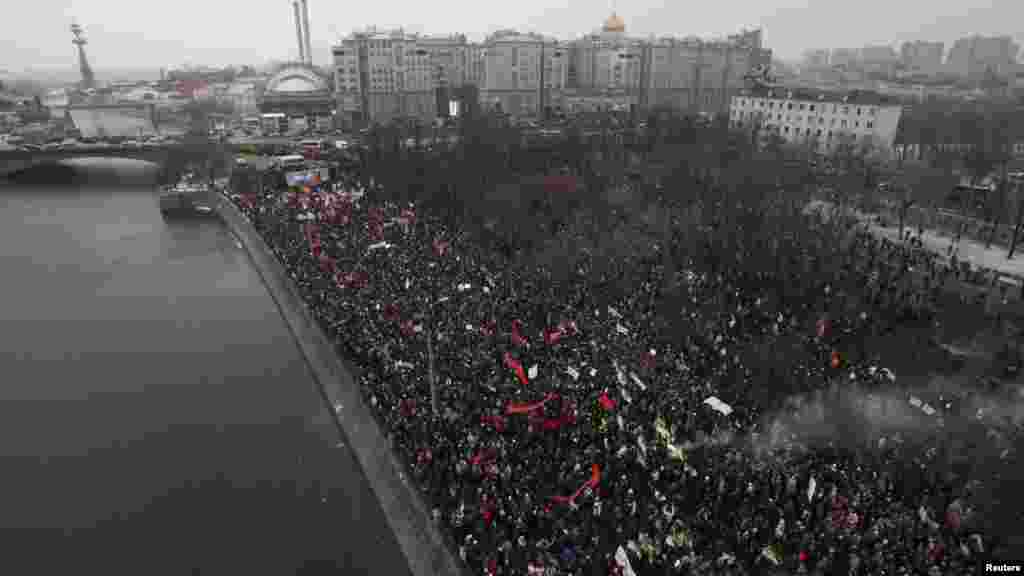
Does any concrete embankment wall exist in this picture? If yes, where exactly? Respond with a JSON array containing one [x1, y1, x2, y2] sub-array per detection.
[[217, 199, 465, 576]]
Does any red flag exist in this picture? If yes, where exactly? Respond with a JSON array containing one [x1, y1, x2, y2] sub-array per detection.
[[544, 326, 565, 346], [511, 320, 528, 347], [399, 319, 416, 337], [504, 352, 529, 385], [550, 464, 602, 506], [486, 559, 497, 576], [433, 238, 450, 257], [817, 317, 830, 339], [641, 349, 657, 370], [399, 208, 416, 227], [560, 319, 579, 335], [383, 303, 400, 322], [304, 222, 321, 246], [399, 398, 416, 418], [240, 193, 258, 210], [369, 223, 384, 242], [599, 392, 616, 411], [336, 270, 368, 290], [480, 319, 497, 336], [830, 350, 842, 369], [469, 448, 497, 467], [927, 542, 945, 563], [945, 510, 961, 531], [480, 414, 507, 432], [317, 253, 336, 274], [506, 392, 558, 415]]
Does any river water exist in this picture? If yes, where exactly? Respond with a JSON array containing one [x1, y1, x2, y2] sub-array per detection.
[[0, 160, 410, 575]]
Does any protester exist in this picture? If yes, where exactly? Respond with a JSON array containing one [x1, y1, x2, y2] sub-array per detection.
[[229, 154, 1014, 576]]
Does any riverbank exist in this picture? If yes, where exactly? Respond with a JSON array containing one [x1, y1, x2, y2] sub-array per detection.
[[215, 198, 463, 576]]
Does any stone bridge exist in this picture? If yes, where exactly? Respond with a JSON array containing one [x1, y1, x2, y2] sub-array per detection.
[[0, 141, 237, 183]]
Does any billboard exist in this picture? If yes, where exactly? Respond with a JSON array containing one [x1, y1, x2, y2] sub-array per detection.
[[285, 167, 330, 187]]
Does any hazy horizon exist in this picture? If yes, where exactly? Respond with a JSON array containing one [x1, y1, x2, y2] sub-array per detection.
[[1, 0, 1020, 71]]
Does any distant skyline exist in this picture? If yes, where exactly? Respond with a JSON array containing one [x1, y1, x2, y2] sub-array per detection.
[[1, 0, 1020, 71]]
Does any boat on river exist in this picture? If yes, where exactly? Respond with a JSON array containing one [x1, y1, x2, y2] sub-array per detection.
[[159, 176, 215, 217]]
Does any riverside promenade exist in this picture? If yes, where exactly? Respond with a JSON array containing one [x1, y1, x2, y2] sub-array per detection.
[[216, 196, 464, 576]]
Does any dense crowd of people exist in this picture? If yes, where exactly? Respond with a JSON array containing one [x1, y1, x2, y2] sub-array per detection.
[[230, 158, 1018, 575]]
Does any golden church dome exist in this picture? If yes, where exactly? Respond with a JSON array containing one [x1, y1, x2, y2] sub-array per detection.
[[602, 12, 625, 33]]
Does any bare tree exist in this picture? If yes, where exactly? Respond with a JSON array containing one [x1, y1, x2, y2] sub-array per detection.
[[1008, 180, 1024, 259]]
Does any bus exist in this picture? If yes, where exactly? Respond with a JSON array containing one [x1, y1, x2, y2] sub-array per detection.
[[273, 155, 306, 170]]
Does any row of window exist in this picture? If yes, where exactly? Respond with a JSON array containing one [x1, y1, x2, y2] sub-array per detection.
[[735, 98, 879, 117], [734, 110, 875, 129], [733, 121, 870, 143]]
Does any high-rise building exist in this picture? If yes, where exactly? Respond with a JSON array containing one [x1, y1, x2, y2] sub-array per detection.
[[946, 35, 1019, 79], [900, 41, 944, 75]]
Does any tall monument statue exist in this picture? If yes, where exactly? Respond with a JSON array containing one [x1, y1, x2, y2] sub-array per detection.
[[71, 20, 96, 90]]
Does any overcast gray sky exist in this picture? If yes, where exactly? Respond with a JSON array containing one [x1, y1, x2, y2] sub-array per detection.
[[2, 0, 1021, 71]]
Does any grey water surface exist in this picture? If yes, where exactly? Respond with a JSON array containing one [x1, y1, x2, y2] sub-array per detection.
[[0, 159, 409, 576]]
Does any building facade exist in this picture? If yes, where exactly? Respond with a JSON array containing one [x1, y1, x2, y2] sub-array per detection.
[[480, 30, 567, 118], [946, 35, 1020, 79], [333, 28, 486, 127], [259, 62, 334, 134], [333, 15, 772, 124], [900, 41, 944, 75], [830, 48, 860, 69], [859, 45, 900, 76], [569, 15, 768, 117], [729, 86, 903, 159], [802, 49, 831, 69]]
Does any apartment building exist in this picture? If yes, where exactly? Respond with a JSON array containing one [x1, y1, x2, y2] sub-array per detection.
[[479, 30, 568, 118], [569, 15, 768, 116], [802, 49, 831, 69], [334, 15, 771, 124], [730, 85, 903, 158], [947, 35, 1020, 79], [333, 28, 495, 127]]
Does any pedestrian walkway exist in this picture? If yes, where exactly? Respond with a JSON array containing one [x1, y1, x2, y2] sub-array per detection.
[[809, 200, 1024, 279]]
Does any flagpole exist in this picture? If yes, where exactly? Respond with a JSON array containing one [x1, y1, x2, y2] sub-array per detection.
[[426, 220, 440, 417]]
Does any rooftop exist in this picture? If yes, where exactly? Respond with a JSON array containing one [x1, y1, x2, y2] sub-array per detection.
[[738, 84, 904, 106]]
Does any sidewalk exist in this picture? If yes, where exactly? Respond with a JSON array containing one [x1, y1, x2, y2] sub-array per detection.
[[808, 200, 1024, 279]]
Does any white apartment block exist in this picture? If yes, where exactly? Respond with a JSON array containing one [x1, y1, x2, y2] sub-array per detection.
[[729, 86, 903, 158]]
